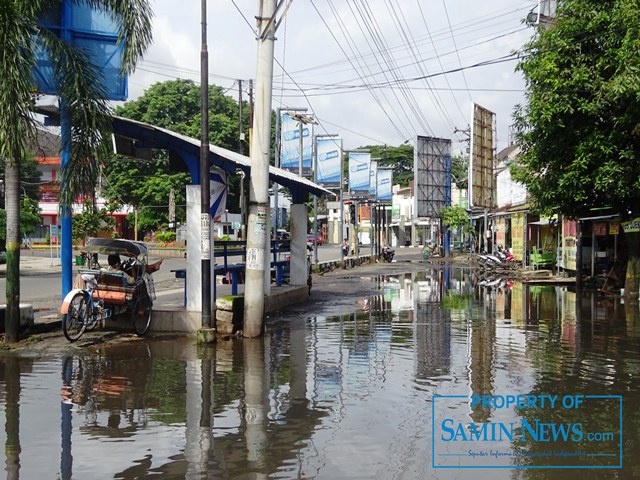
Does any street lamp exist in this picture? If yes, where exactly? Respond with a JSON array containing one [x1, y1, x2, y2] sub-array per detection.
[[285, 112, 316, 178]]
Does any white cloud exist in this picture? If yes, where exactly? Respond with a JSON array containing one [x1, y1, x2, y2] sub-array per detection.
[[127, 0, 535, 152]]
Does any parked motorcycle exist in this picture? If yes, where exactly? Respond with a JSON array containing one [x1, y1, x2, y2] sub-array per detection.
[[382, 246, 395, 262]]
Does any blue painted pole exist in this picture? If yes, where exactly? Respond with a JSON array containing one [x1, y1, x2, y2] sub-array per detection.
[[60, 104, 73, 298]]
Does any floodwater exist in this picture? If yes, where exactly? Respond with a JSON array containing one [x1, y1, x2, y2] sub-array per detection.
[[0, 267, 638, 479]]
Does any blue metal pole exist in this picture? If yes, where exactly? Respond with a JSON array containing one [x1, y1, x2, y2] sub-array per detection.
[[60, 108, 73, 297]]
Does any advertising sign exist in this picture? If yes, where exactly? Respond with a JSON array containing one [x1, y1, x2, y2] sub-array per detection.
[[562, 218, 577, 270], [348, 152, 371, 198], [415, 136, 451, 217], [36, 4, 128, 100], [209, 169, 227, 219], [369, 159, 378, 200], [377, 169, 393, 204], [315, 136, 342, 188], [469, 103, 496, 209], [511, 212, 525, 261], [280, 112, 313, 176]]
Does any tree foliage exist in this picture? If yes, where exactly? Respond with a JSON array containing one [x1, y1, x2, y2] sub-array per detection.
[[115, 79, 248, 150], [512, 0, 640, 219], [71, 198, 115, 245], [440, 205, 469, 231], [112, 79, 251, 216], [356, 144, 413, 186], [0, 198, 41, 241], [101, 156, 190, 237], [0, 0, 152, 342]]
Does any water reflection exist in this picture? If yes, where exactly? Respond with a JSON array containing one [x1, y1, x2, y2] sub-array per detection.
[[0, 268, 639, 478]]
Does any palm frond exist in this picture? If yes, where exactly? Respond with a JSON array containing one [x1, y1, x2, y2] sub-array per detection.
[[0, 4, 38, 163], [81, 0, 154, 73]]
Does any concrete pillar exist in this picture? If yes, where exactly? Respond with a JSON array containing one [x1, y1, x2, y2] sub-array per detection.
[[411, 221, 417, 246], [186, 185, 214, 311], [290, 203, 308, 286]]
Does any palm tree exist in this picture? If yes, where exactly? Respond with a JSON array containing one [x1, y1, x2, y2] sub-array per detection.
[[0, 1, 153, 342]]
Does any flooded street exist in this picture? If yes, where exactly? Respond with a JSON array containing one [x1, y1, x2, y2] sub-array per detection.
[[0, 267, 638, 479]]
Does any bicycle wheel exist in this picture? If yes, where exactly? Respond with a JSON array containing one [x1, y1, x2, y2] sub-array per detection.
[[131, 294, 152, 336], [63, 293, 89, 342]]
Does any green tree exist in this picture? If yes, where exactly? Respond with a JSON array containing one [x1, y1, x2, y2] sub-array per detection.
[[0, 198, 42, 242], [513, 0, 640, 296], [359, 144, 413, 186], [0, 1, 152, 342], [71, 198, 115, 245], [101, 156, 190, 238], [112, 79, 251, 215], [440, 205, 469, 232]]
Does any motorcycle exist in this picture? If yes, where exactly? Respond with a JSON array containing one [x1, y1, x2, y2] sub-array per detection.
[[382, 246, 395, 263]]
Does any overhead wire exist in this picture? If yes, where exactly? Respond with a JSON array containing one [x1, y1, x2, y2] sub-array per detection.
[[351, 0, 433, 136]]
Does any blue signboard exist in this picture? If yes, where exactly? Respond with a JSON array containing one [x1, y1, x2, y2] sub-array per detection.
[[315, 136, 342, 188], [35, 1, 128, 100], [280, 113, 313, 176], [377, 169, 393, 204], [369, 159, 378, 200], [348, 152, 371, 198]]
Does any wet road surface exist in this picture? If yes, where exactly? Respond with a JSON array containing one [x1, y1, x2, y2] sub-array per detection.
[[0, 254, 636, 479]]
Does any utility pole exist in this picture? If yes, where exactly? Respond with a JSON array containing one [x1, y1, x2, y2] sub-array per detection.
[[200, 0, 212, 328], [238, 79, 244, 155], [244, 0, 276, 338]]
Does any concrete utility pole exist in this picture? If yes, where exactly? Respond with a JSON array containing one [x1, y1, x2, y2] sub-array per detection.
[[244, 0, 277, 338], [200, 0, 212, 329]]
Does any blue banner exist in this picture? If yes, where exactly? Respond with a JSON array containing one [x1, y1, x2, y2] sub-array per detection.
[[316, 136, 342, 188], [369, 159, 378, 200], [348, 152, 371, 197], [377, 169, 393, 203], [280, 113, 312, 176]]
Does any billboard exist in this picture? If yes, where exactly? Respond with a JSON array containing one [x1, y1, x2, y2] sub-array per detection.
[[348, 152, 371, 198], [469, 103, 496, 209], [35, 3, 128, 100], [280, 112, 313, 176], [369, 159, 378, 200], [377, 169, 393, 204], [315, 136, 342, 188], [414, 136, 451, 218]]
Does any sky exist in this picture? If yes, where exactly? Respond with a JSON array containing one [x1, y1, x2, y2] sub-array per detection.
[[127, 0, 539, 155]]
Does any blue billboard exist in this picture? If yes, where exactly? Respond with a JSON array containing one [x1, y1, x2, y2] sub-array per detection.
[[315, 136, 342, 188], [348, 152, 371, 198], [280, 112, 313, 176], [369, 159, 378, 200], [377, 169, 393, 204], [35, 2, 128, 100]]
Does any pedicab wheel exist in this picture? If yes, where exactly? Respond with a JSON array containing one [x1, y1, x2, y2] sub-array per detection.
[[63, 293, 89, 342], [132, 293, 152, 336]]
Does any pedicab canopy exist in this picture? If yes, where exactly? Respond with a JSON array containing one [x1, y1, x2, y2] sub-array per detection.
[[81, 238, 149, 258]]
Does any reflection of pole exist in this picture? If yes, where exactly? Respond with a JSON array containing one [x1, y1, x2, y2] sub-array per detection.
[[61, 359, 73, 480], [185, 360, 211, 477], [5, 357, 21, 480], [244, 0, 276, 337], [244, 339, 267, 470]]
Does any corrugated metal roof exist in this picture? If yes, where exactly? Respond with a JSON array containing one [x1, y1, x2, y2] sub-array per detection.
[[112, 116, 333, 198]]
